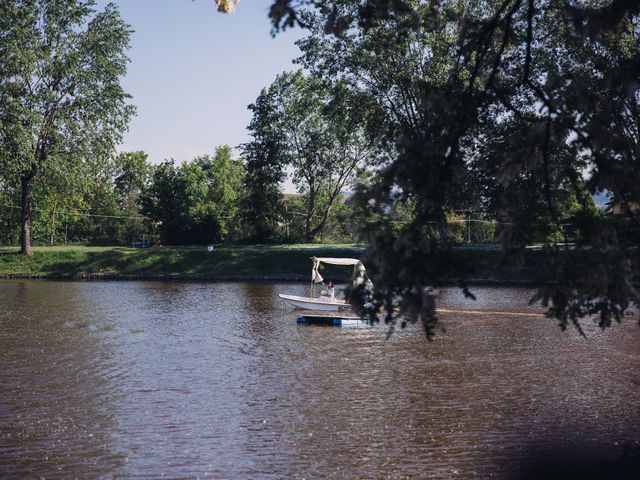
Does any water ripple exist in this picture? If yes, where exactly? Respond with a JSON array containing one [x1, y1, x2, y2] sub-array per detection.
[[0, 281, 638, 479]]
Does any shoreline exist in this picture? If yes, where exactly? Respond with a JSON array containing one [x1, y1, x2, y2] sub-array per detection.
[[0, 273, 537, 286], [0, 244, 539, 286]]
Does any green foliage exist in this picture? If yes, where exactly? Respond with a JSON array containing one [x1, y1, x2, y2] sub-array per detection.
[[314, 194, 356, 243], [194, 146, 246, 241], [241, 82, 288, 243], [247, 70, 373, 242], [1, 148, 152, 247], [142, 160, 200, 245], [32, 156, 92, 245], [114, 151, 151, 243], [0, 0, 135, 254], [141, 147, 246, 245], [0, 184, 18, 245]]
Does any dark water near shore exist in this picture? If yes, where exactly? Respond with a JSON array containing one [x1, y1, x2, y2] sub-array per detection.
[[1, 281, 638, 479]]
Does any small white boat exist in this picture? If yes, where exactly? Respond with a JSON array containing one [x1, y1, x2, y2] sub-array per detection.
[[278, 294, 351, 311], [278, 257, 370, 311]]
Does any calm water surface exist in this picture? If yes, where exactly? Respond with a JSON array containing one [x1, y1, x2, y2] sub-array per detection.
[[1, 281, 638, 479]]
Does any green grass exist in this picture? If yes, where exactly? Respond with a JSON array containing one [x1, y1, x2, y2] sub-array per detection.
[[0, 244, 367, 279], [0, 243, 541, 283]]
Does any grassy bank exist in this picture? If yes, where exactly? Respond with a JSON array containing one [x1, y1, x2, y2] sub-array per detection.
[[0, 244, 541, 283], [0, 244, 367, 280]]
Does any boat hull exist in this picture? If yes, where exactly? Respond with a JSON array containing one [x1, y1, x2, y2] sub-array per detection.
[[278, 294, 350, 311]]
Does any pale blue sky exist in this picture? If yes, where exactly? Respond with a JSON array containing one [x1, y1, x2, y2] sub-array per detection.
[[96, 0, 303, 164]]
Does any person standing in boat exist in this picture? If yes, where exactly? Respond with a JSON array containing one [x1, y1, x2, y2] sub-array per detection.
[[320, 281, 335, 302]]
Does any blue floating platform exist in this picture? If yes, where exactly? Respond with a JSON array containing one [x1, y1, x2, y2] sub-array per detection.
[[297, 314, 370, 327]]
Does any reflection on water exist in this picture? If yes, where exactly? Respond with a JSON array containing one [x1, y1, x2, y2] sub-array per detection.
[[1, 282, 638, 479]]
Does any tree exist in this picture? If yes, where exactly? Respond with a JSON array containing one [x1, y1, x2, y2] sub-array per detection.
[[114, 151, 150, 243], [0, 0, 134, 255], [142, 160, 194, 245], [224, 0, 640, 335], [241, 85, 287, 243], [0, 144, 127, 247], [0, 174, 19, 245], [33, 156, 89, 245], [252, 70, 372, 242], [296, 2, 483, 247], [142, 148, 246, 245], [192, 146, 246, 242]]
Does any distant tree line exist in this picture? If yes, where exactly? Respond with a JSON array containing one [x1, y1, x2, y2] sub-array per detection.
[[0, 144, 364, 246]]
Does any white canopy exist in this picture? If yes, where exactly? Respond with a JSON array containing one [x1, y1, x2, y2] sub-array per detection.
[[314, 257, 363, 267], [311, 257, 366, 285]]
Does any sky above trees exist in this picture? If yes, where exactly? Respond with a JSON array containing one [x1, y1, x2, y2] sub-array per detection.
[[95, 0, 302, 166]]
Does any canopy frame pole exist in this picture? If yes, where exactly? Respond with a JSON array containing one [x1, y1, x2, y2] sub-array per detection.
[[311, 257, 316, 298]]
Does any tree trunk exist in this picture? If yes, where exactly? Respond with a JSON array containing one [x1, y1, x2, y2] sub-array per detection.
[[308, 185, 343, 241], [305, 187, 316, 243], [49, 200, 57, 245], [436, 206, 449, 250], [305, 215, 314, 243], [20, 177, 33, 256], [308, 202, 332, 241]]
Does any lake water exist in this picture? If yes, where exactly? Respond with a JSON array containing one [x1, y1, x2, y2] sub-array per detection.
[[1, 281, 638, 479]]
